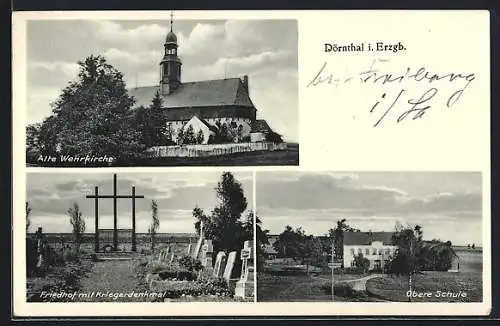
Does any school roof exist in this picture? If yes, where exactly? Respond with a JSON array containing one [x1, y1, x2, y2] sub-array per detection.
[[343, 231, 396, 246]]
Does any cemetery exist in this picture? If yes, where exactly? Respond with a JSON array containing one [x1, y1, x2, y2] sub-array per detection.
[[26, 172, 255, 302]]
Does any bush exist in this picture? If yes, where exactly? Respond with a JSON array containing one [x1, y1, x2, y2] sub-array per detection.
[[343, 267, 366, 275], [177, 255, 203, 272], [150, 276, 233, 299], [334, 282, 357, 298]]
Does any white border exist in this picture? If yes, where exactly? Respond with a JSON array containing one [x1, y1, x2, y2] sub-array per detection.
[[13, 10, 491, 317]]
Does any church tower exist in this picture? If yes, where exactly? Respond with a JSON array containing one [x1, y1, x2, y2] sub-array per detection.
[[160, 13, 182, 95]]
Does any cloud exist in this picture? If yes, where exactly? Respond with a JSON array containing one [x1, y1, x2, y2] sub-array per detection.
[[257, 172, 482, 214], [26, 172, 253, 233]]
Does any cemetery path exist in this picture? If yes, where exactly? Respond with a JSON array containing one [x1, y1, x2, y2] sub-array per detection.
[[78, 259, 145, 302]]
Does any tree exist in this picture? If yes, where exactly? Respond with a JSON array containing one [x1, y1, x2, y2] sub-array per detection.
[[36, 55, 144, 161], [67, 203, 86, 253], [148, 200, 160, 252], [165, 123, 175, 145], [386, 223, 424, 302], [149, 91, 168, 146], [193, 206, 210, 237], [472, 243, 476, 249], [328, 219, 360, 264], [26, 123, 42, 161], [265, 131, 284, 144], [26, 202, 32, 233], [132, 106, 154, 148], [353, 253, 370, 273], [242, 211, 269, 271], [179, 125, 197, 145], [176, 127, 185, 145], [273, 226, 307, 262], [192, 172, 248, 255], [196, 130, 204, 144]]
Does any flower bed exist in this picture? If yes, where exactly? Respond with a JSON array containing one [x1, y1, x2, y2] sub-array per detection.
[[149, 277, 233, 300]]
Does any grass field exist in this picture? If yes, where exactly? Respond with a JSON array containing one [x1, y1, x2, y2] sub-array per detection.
[[365, 249, 483, 302], [258, 250, 483, 302], [257, 261, 379, 302], [365, 271, 482, 302]]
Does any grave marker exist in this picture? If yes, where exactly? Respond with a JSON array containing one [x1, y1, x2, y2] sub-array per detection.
[[235, 240, 255, 299], [200, 240, 213, 269], [223, 251, 237, 282], [213, 251, 227, 278]]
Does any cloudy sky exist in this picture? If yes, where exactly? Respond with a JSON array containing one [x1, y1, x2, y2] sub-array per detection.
[[26, 171, 253, 234], [26, 19, 298, 142], [257, 172, 483, 246]]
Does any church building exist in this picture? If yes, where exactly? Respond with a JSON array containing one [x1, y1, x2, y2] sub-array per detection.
[[129, 18, 276, 145]]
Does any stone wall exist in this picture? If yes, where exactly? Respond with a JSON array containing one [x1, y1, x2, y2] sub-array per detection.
[[146, 142, 287, 158]]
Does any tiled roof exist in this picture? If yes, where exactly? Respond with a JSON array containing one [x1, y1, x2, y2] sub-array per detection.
[[129, 77, 255, 109], [343, 231, 396, 246]]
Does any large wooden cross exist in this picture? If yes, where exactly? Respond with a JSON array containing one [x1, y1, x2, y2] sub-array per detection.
[[86, 174, 144, 252]]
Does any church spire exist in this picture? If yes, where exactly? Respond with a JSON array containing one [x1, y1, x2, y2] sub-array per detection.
[[170, 11, 173, 32], [160, 13, 182, 95]]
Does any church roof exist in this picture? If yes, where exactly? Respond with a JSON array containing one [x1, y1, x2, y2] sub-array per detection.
[[129, 77, 255, 109], [251, 119, 273, 133], [165, 30, 177, 44], [343, 231, 396, 246], [187, 115, 218, 132]]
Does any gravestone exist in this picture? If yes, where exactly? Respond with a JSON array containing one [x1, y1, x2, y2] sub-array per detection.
[[159, 246, 170, 262], [234, 240, 255, 299], [193, 237, 203, 260], [200, 240, 213, 269], [213, 251, 227, 278], [222, 251, 237, 282]]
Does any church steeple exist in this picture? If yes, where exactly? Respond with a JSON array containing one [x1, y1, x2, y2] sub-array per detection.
[[160, 12, 182, 95]]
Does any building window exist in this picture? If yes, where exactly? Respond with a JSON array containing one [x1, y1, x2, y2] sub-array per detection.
[[378, 249, 383, 255], [372, 248, 377, 255], [365, 249, 370, 255], [385, 249, 391, 255], [357, 248, 362, 255], [350, 249, 355, 255]]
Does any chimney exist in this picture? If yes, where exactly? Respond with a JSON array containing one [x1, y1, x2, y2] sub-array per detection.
[[241, 75, 249, 90]]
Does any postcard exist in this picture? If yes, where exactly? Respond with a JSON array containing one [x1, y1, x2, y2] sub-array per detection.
[[12, 10, 490, 317]]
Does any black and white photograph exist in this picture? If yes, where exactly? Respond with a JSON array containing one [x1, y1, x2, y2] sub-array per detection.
[[255, 171, 483, 302], [25, 171, 255, 302], [25, 17, 298, 167]]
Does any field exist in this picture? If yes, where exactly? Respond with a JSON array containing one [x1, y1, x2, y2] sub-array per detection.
[[258, 249, 483, 302], [365, 249, 482, 302], [257, 260, 380, 302]]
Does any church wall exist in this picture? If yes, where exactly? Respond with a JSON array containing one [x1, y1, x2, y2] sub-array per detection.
[[167, 119, 252, 144]]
